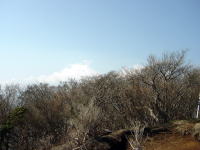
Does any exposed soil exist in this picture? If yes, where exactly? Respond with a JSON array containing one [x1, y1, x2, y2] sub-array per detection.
[[143, 133, 200, 150]]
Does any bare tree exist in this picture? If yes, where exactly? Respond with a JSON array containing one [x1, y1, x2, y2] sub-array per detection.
[[135, 51, 193, 122]]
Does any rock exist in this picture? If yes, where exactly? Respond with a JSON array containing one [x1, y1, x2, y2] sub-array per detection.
[[85, 129, 132, 150], [84, 127, 162, 150]]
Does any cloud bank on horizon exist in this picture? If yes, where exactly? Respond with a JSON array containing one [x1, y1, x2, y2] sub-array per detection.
[[1, 62, 98, 85], [27, 63, 98, 84], [0, 62, 143, 86]]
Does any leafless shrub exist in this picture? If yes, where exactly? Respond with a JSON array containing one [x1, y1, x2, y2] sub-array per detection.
[[70, 97, 100, 147], [127, 121, 146, 150]]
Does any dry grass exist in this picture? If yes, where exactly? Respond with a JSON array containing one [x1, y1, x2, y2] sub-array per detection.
[[172, 120, 195, 135]]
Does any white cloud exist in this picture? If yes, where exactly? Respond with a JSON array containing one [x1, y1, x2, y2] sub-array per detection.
[[132, 64, 144, 70], [26, 63, 98, 84], [119, 64, 144, 76], [0, 62, 144, 86], [1, 62, 98, 85]]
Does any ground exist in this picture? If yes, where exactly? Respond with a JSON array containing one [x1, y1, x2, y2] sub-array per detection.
[[139, 133, 200, 150], [51, 120, 200, 150]]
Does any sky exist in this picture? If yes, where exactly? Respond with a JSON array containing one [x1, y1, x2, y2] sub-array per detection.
[[0, 0, 200, 84]]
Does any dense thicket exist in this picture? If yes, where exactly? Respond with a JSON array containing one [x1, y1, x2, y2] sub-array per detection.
[[0, 51, 200, 150]]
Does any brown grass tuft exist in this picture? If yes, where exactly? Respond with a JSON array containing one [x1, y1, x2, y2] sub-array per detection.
[[172, 120, 195, 135]]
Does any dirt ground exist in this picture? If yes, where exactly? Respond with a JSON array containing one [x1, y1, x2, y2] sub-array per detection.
[[141, 133, 200, 150]]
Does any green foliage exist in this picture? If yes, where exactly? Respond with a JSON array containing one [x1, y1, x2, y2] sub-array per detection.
[[7, 107, 27, 126], [0, 107, 27, 150], [0, 107, 27, 134]]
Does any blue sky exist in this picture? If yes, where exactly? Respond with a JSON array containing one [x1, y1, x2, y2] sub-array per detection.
[[0, 0, 200, 84]]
